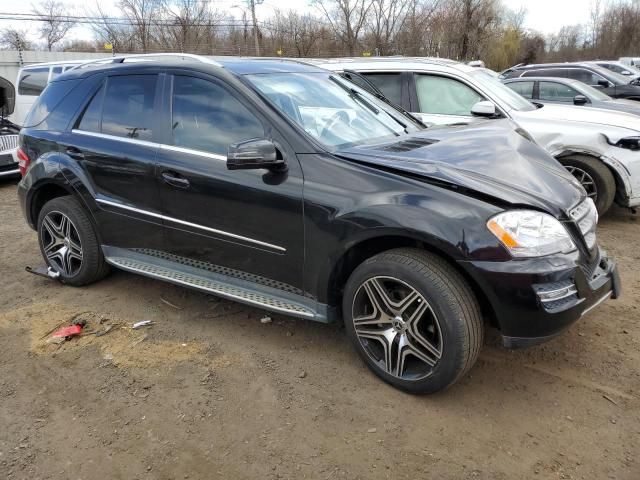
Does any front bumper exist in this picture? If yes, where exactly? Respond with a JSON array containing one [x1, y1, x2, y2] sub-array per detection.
[[461, 248, 620, 348]]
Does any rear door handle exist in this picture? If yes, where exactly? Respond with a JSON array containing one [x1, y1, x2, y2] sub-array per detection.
[[65, 147, 84, 160], [161, 171, 190, 189]]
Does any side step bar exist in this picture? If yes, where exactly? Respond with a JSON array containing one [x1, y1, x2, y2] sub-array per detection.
[[103, 246, 329, 322]]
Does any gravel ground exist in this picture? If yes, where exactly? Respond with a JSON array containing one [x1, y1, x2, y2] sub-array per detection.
[[0, 178, 638, 480]]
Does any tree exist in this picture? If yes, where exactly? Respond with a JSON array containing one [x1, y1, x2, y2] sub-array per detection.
[[0, 28, 32, 50], [32, 0, 74, 51], [314, 0, 373, 56]]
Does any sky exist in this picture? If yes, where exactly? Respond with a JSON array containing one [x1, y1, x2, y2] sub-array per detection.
[[0, 0, 595, 46]]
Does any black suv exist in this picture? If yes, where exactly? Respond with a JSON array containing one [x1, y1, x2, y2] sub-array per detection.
[[17, 55, 620, 393], [502, 62, 640, 100]]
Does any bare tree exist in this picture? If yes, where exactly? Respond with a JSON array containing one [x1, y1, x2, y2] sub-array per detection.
[[314, 0, 373, 56], [32, 0, 74, 51], [0, 28, 32, 50], [368, 0, 411, 55]]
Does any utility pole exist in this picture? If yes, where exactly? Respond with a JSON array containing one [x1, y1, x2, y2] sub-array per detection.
[[248, 0, 262, 57]]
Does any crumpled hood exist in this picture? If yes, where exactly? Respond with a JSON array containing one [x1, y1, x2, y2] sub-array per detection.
[[336, 119, 584, 216], [529, 103, 640, 132]]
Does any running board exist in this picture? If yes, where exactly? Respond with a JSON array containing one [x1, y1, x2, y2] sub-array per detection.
[[102, 246, 328, 322]]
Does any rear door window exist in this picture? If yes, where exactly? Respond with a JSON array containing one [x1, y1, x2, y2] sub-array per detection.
[[171, 75, 264, 155], [507, 81, 534, 99], [77, 83, 105, 133], [101, 75, 158, 141], [18, 67, 50, 96], [522, 68, 566, 78], [414, 74, 483, 116], [360, 72, 403, 105]]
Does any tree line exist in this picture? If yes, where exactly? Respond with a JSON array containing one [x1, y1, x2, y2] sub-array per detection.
[[1, 0, 640, 71]]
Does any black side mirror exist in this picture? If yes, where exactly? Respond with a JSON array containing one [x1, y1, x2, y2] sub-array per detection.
[[597, 79, 610, 88], [227, 138, 286, 171], [573, 95, 588, 106]]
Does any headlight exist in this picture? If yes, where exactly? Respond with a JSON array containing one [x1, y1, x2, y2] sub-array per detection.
[[609, 136, 640, 150], [487, 210, 576, 257]]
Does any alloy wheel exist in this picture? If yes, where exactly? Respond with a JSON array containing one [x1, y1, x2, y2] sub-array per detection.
[[351, 276, 442, 380], [566, 166, 598, 200], [40, 211, 83, 277]]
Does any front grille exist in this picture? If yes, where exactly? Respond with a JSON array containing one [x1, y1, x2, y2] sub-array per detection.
[[0, 134, 18, 153], [569, 198, 598, 251]]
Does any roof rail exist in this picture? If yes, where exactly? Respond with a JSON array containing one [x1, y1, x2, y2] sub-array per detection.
[[68, 53, 222, 71]]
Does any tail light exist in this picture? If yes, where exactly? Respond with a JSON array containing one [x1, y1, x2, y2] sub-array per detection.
[[17, 147, 30, 176]]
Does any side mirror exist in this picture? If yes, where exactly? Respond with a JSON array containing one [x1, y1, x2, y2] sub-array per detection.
[[597, 79, 611, 88], [573, 95, 588, 106], [227, 138, 286, 171], [470, 100, 497, 117], [622, 70, 632, 75]]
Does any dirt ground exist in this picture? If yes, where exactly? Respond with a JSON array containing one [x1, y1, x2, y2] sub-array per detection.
[[0, 178, 638, 480]]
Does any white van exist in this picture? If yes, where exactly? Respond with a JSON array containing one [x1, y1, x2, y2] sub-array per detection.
[[619, 57, 640, 68], [12, 60, 81, 126]]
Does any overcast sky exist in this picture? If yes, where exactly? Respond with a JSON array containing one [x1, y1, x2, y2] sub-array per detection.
[[1, 0, 595, 45]]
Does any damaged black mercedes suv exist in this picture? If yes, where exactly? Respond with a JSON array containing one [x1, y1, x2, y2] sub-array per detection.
[[17, 55, 620, 393]]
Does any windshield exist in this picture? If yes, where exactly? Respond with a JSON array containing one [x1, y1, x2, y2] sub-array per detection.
[[570, 81, 612, 101], [591, 65, 631, 85], [469, 70, 537, 112], [245, 72, 421, 149]]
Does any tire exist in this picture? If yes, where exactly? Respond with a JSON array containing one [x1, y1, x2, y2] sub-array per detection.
[[558, 155, 616, 215], [342, 248, 483, 394], [37, 196, 110, 286]]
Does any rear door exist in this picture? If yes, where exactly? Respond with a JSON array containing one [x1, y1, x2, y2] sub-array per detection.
[[153, 71, 305, 291], [66, 72, 165, 250]]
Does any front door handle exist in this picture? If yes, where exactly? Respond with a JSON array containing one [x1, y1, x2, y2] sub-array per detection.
[[161, 171, 190, 189], [65, 146, 84, 160]]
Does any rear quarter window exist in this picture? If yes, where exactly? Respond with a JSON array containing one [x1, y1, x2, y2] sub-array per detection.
[[23, 79, 81, 128], [18, 67, 50, 96]]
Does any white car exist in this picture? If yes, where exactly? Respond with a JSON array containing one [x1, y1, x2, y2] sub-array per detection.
[[313, 57, 640, 214]]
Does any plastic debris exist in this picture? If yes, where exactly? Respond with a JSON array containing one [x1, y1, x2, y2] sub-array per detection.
[[260, 316, 272, 324], [51, 324, 83, 339], [132, 320, 154, 329], [160, 296, 182, 310]]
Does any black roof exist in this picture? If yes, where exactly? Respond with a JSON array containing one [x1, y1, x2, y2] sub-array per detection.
[[53, 55, 325, 82]]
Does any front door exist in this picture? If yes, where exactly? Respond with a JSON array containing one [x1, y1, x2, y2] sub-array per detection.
[[154, 72, 305, 292], [409, 73, 486, 126]]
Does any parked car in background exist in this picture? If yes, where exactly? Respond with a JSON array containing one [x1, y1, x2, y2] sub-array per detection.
[[13, 60, 81, 126], [314, 57, 640, 214], [0, 74, 19, 178], [17, 54, 620, 394], [501, 62, 640, 101], [588, 60, 640, 78], [504, 76, 640, 116], [619, 57, 640, 68]]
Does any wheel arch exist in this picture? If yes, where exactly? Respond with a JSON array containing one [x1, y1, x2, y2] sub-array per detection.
[[554, 149, 628, 205], [28, 180, 75, 228], [324, 233, 498, 328]]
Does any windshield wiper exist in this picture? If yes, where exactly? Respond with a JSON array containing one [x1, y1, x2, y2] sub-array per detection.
[[341, 70, 428, 129], [329, 75, 411, 134]]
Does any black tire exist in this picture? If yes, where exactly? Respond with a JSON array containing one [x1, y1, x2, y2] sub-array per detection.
[[342, 248, 483, 394], [558, 155, 616, 215], [37, 196, 110, 286]]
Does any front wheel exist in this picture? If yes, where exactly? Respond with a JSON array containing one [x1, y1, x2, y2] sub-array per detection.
[[37, 196, 110, 286], [342, 248, 483, 394], [559, 155, 616, 215]]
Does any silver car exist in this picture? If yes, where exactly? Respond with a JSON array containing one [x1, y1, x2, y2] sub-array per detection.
[[314, 57, 640, 214]]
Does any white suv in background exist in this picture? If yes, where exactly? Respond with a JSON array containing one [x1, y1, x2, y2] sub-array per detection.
[[313, 57, 640, 215]]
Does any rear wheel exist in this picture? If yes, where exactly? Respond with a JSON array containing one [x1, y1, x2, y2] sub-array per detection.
[[37, 196, 109, 286], [559, 155, 616, 215], [342, 248, 483, 394]]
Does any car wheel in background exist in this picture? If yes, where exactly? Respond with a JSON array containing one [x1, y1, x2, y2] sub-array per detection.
[[559, 155, 616, 215], [37, 196, 110, 286], [342, 248, 483, 394]]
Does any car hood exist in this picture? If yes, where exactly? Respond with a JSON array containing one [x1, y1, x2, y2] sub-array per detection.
[[526, 103, 640, 132], [336, 119, 583, 217]]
